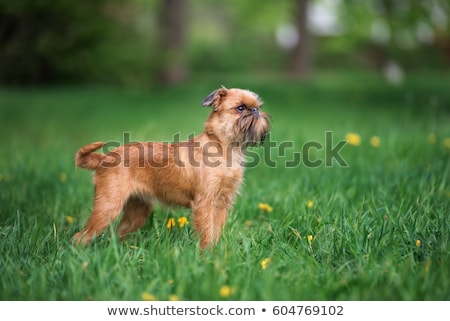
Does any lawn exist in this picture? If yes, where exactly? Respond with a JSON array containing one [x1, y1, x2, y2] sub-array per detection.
[[0, 71, 449, 300]]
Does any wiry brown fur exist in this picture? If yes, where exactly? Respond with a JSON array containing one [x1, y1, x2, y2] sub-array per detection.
[[72, 87, 270, 249]]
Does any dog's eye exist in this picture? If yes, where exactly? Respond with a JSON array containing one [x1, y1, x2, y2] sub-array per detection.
[[236, 105, 246, 112]]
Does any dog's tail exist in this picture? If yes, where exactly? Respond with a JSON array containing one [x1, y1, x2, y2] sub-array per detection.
[[75, 142, 106, 170]]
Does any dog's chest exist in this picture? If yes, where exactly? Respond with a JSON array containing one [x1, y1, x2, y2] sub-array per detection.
[[216, 166, 243, 193]]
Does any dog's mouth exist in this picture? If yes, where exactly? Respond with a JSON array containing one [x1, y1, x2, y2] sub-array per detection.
[[234, 112, 270, 146]]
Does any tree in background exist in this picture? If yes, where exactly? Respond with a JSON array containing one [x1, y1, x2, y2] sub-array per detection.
[[156, 0, 188, 84], [289, 0, 312, 77]]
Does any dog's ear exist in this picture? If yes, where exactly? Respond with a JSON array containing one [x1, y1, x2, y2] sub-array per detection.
[[201, 86, 228, 109]]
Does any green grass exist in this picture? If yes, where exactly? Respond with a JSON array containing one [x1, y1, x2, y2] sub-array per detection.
[[0, 71, 449, 300]]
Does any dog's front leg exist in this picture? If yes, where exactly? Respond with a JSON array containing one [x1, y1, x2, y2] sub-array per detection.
[[191, 195, 230, 249], [191, 200, 215, 249], [213, 207, 228, 244]]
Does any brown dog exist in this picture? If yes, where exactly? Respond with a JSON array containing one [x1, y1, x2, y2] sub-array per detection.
[[72, 87, 270, 248]]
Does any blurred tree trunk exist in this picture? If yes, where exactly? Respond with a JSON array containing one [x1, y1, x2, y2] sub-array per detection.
[[289, 0, 312, 77], [157, 0, 188, 84]]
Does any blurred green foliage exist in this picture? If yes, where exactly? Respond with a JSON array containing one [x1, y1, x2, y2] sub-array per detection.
[[0, 0, 449, 85]]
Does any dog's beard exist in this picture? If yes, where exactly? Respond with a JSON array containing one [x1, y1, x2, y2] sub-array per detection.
[[233, 112, 270, 147]]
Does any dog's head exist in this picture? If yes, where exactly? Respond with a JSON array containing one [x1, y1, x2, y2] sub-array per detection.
[[202, 87, 270, 146]]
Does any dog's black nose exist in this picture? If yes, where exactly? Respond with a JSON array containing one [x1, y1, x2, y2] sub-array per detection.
[[251, 107, 259, 118]]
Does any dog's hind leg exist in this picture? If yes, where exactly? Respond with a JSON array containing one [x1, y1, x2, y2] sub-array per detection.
[[116, 195, 153, 240], [72, 178, 128, 246]]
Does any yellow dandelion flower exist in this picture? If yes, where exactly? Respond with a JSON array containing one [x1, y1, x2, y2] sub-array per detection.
[[258, 203, 273, 213], [59, 172, 67, 183], [178, 216, 188, 228], [345, 132, 361, 146], [416, 239, 421, 247], [427, 133, 436, 144], [444, 138, 450, 149], [306, 200, 314, 208], [307, 235, 314, 244], [261, 258, 271, 270], [370, 136, 380, 148], [219, 285, 235, 298], [169, 295, 180, 301], [66, 215, 74, 224], [166, 218, 176, 229], [142, 292, 157, 301]]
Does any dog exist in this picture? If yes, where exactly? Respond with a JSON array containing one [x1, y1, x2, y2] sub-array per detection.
[[72, 87, 270, 248]]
